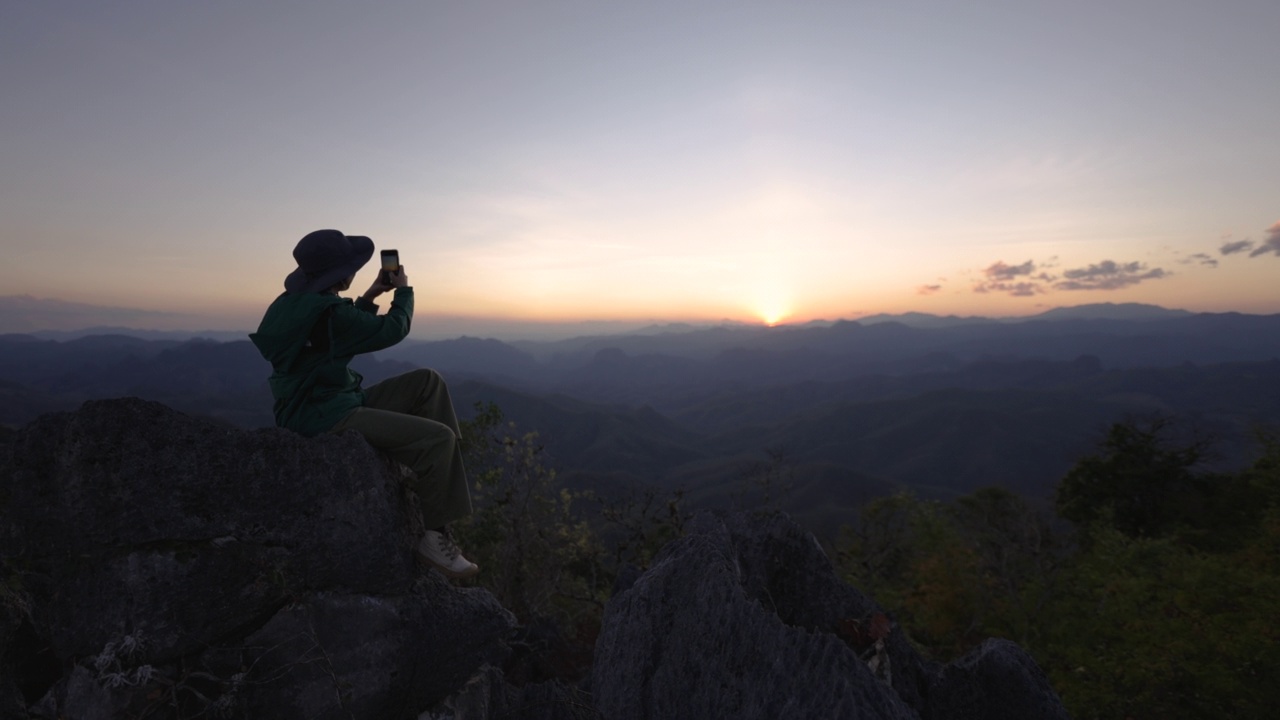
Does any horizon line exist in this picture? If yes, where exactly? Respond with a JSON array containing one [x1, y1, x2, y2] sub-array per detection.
[[9, 298, 1278, 344]]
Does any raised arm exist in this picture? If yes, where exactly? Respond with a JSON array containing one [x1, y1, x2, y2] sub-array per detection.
[[329, 266, 415, 356]]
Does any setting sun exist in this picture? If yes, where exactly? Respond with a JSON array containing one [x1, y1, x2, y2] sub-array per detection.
[[755, 300, 791, 327]]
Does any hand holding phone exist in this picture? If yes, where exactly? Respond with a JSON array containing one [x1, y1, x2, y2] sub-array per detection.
[[361, 249, 406, 303], [380, 249, 401, 285]]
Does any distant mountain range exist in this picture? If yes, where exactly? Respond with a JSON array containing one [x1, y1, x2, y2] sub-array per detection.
[[4, 303, 1279, 536], [2, 295, 1209, 341], [2, 295, 250, 340], [855, 302, 1194, 327]]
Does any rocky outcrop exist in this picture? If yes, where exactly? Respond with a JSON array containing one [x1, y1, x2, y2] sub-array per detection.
[[0, 398, 518, 719], [2, 397, 1068, 719], [592, 512, 1070, 720]]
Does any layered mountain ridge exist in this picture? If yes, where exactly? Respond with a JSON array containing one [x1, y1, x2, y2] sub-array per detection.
[[3, 308, 1278, 526]]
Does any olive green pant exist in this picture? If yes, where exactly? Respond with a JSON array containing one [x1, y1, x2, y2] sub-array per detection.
[[331, 368, 473, 529]]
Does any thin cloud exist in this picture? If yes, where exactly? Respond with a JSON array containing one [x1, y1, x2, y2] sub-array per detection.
[[985, 281, 1044, 297], [965, 218, 1272, 300], [1181, 253, 1219, 268], [1220, 239, 1255, 255], [971, 260, 1055, 296], [984, 260, 1037, 280], [1054, 260, 1168, 291], [917, 284, 943, 295], [1248, 221, 1280, 258]]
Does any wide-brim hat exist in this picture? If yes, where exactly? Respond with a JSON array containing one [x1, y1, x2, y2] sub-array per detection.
[[284, 229, 374, 294]]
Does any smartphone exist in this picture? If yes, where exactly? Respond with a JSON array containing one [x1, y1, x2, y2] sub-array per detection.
[[380, 249, 400, 284]]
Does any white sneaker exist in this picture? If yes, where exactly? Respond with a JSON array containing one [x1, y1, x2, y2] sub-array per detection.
[[417, 528, 480, 579]]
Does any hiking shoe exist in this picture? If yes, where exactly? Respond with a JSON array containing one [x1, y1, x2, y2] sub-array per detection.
[[417, 528, 480, 579]]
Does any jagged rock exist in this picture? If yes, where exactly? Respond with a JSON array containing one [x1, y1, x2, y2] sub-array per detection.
[[2, 398, 1070, 719], [0, 587, 29, 720], [592, 511, 1070, 720], [0, 398, 518, 719], [929, 638, 1070, 720], [229, 582, 513, 719]]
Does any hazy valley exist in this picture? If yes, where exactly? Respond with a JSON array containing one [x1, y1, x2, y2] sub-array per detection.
[[4, 303, 1279, 536]]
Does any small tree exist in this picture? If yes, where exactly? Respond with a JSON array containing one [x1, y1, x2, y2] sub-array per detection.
[[1057, 416, 1274, 551], [732, 445, 795, 513], [1055, 416, 1210, 541], [452, 402, 691, 684], [595, 484, 687, 575], [454, 403, 608, 629], [949, 487, 1064, 647], [836, 493, 989, 659]]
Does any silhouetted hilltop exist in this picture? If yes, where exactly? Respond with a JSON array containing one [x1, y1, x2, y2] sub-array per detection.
[[1026, 302, 1194, 321], [2, 295, 246, 339], [858, 303, 1194, 327], [855, 312, 997, 328], [389, 335, 540, 384]]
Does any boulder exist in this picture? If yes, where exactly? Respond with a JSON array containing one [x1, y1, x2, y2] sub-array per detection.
[[592, 511, 1070, 720], [1, 398, 517, 719]]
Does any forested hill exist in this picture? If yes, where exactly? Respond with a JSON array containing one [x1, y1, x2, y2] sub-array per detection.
[[3, 309, 1279, 519]]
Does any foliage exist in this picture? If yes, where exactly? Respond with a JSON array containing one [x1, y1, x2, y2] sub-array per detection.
[[1054, 415, 1271, 551], [595, 483, 687, 574], [835, 489, 1063, 660], [835, 419, 1280, 719], [1038, 525, 1280, 719], [451, 402, 690, 680], [1046, 422, 1280, 715], [454, 402, 608, 628]]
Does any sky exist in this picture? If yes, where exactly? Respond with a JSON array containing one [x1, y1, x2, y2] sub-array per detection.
[[3, 0, 1278, 337]]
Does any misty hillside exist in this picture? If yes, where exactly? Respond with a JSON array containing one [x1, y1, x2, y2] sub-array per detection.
[[853, 301, 1193, 327], [3, 307, 1279, 531], [383, 308, 1280, 409]]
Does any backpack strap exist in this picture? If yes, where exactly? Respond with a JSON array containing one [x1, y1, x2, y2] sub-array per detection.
[[278, 305, 337, 429], [304, 305, 334, 354]]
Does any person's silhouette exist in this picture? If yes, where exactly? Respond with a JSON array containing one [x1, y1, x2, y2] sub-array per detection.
[[251, 229, 478, 578]]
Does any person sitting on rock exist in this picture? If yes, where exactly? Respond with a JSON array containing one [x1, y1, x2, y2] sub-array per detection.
[[249, 229, 479, 579]]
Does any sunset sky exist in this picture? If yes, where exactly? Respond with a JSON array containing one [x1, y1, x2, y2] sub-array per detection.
[[3, 1, 1278, 337]]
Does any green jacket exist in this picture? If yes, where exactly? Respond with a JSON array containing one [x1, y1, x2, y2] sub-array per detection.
[[249, 288, 414, 436]]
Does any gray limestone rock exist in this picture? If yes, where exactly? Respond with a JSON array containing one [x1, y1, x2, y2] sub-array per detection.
[[929, 639, 1071, 720], [592, 512, 920, 719], [231, 581, 514, 719], [4, 398, 420, 662], [592, 511, 1070, 720], [0, 581, 30, 720], [1, 398, 517, 719]]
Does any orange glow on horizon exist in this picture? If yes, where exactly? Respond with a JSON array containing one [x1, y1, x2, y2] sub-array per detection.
[[759, 308, 790, 326]]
